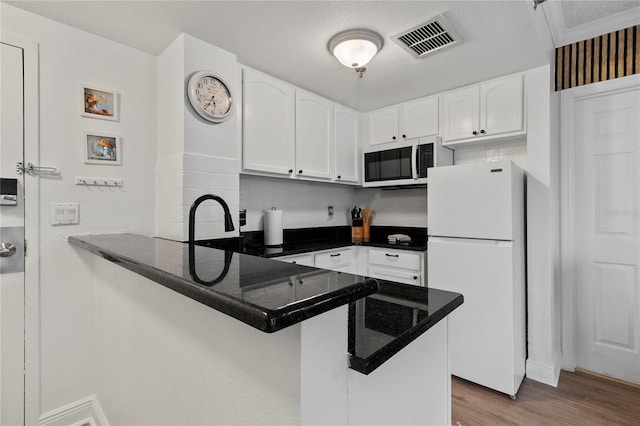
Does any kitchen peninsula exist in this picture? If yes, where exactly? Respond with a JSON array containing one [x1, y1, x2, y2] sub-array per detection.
[[70, 233, 462, 425]]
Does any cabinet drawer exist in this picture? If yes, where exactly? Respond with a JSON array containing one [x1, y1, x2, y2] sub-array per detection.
[[275, 253, 314, 267], [315, 248, 354, 270], [368, 248, 422, 271], [368, 266, 422, 286]]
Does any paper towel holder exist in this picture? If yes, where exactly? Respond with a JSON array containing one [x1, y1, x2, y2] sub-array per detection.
[[264, 207, 284, 248]]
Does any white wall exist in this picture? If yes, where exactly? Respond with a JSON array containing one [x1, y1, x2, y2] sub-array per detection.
[[524, 65, 560, 385], [453, 138, 527, 170], [355, 188, 428, 227], [156, 34, 241, 242], [93, 256, 301, 425], [240, 174, 429, 231], [1, 3, 157, 417]]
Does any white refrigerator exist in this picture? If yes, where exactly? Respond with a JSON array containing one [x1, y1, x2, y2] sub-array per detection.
[[427, 160, 526, 398]]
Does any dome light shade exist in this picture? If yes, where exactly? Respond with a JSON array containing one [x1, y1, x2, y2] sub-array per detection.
[[328, 29, 383, 77]]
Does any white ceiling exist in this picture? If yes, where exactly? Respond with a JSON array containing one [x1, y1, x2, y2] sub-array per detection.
[[5, 1, 638, 111]]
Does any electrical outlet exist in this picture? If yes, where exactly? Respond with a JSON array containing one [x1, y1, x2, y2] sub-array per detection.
[[328, 205, 334, 219]]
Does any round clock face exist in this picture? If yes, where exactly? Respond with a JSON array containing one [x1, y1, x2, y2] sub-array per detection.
[[187, 71, 233, 123]]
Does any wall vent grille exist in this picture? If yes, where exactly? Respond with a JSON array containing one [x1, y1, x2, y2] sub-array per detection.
[[392, 16, 462, 59]]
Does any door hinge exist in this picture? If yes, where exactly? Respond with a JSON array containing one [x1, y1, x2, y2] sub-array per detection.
[[16, 162, 59, 176], [24, 239, 27, 256]]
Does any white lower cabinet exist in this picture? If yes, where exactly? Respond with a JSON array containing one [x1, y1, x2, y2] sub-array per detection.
[[275, 246, 425, 286], [275, 253, 314, 267], [367, 247, 425, 286], [314, 248, 354, 273]]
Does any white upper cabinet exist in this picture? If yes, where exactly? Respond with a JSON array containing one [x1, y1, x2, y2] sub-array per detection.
[[242, 68, 295, 175], [400, 96, 439, 141], [368, 106, 399, 145], [334, 104, 360, 184], [368, 96, 439, 146], [442, 73, 525, 144], [480, 74, 525, 137], [295, 89, 334, 180], [441, 86, 479, 142]]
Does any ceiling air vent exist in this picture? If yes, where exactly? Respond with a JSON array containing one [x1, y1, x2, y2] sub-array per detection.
[[391, 15, 462, 59]]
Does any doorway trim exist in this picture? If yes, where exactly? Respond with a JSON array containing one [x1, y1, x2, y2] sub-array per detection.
[[560, 73, 640, 372], [1, 32, 40, 425]]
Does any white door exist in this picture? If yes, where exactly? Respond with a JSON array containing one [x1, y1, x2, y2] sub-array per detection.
[[428, 237, 524, 396], [368, 106, 398, 146], [0, 41, 26, 425], [334, 105, 359, 183], [428, 161, 518, 241], [574, 84, 640, 384], [400, 95, 439, 140], [441, 85, 479, 142], [295, 89, 333, 180], [480, 74, 524, 137], [242, 68, 295, 175]]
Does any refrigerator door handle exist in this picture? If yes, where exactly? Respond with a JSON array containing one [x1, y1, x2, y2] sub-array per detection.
[[428, 237, 513, 247]]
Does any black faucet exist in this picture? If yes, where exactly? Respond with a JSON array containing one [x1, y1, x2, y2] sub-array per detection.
[[188, 194, 235, 243]]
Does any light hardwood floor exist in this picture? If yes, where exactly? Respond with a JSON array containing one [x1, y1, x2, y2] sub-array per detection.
[[451, 370, 640, 425]]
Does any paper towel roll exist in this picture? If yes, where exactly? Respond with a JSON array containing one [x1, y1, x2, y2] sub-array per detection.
[[264, 208, 283, 247]]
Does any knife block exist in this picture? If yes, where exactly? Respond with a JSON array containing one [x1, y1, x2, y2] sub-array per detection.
[[352, 218, 363, 243]]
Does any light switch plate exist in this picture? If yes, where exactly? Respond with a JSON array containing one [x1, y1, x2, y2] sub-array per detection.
[[50, 203, 79, 225]]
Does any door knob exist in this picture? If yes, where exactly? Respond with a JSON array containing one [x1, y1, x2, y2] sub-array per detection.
[[0, 243, 17, 257]]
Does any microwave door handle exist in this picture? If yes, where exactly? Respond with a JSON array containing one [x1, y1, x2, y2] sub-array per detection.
[[411, 145, 419, 180]]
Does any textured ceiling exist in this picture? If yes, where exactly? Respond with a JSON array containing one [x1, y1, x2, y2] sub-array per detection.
[[4, 1, 628, 111], [560, 0, 639, 29]]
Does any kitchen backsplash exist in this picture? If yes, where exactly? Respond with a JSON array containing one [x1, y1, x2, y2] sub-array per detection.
[[453, 137, 527, 169], [240, 175, 358, 230], [240, 175, 429, 231]]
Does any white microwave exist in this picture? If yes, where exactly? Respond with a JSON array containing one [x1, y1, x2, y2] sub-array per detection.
[[363, 136, 453, 187]]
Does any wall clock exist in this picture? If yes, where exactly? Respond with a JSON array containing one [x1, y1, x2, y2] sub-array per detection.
[[187, 71, 233, 123]]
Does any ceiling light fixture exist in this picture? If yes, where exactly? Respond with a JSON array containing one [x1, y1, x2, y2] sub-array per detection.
[[328, 29, 384, 78]]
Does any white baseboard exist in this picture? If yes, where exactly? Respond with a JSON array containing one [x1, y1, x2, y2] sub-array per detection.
[[39, 395, 109, 426], [526, 359, 561, 387]]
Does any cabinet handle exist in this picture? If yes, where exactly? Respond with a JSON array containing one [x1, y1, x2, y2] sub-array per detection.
[[385, 253, 399, 258], [480, 129, 486, 134], [288, 169, 293, 174], [291, 261, 297, 264], [472, 131, 478, 136], [298, 170, 303, 174], [392, 136, 397, 140], [413, 276, 418, 280], [330, 253, 341, 257], [337, 175, 341, 179], [402, 134, 407, 139]]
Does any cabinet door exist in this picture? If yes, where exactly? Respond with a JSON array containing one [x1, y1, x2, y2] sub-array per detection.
[[274, 253, 314, 267], [295, 89, 333, 180], [334, 105, 360, 183], [368, 266, 422, 286], [441, 86, 479, 142], [400, 96, 439, 140], [243, 68, 295, 175], [480, 74, 524, 137], [368, 106, 399, 146], [315, 248, 354, 271]]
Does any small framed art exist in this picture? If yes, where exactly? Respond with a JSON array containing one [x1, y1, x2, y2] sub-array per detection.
[[82, 85, 118, 120], [83, 132, 121, 165]]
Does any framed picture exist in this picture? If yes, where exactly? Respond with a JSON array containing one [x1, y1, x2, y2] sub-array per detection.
[[83, 132, 122, 165], [81, 85, 118, 121]]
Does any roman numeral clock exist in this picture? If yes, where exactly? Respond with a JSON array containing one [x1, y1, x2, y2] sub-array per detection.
[[187, 71, 233, 123]]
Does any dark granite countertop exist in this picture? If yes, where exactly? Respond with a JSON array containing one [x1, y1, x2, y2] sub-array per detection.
[[349, 281, 463, 374], [69, 233, 462, 375], [69, 234, 378, 333], [199, 225, 428, 257]]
